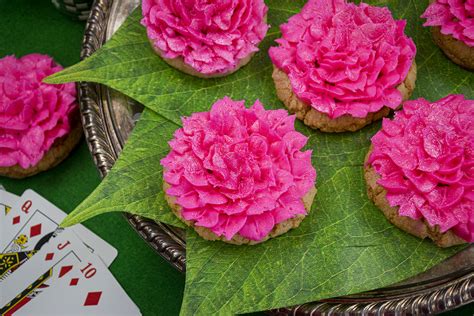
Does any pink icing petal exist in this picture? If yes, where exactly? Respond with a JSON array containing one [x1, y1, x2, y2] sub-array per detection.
[[162, 97, 317, 241], [166, 179, 193, 196], [214, 200, 249, 215], [246, 196, 277, 215], [0, 150, 18, 167], [141, 0, 269, 75], [195, 188, 227, 205], [278, 194, 307, 218], [368, 95, 474, 243], [291, 151, 313, 178], [422, 0, 474, 47], [0, 54, 77, 169], [425, 185, 464, 209], [222, 215, 248, 241], [404, 170, 438, 193], [272, 206, 297, 224], [238, 212, 276, 241], [377, 176, 410, 193], [194, 208, 220, 228], [397, 196, 420, 219], [180, 207, 202, 221], [269, 0, 416, 119], [183, 155, 209, 186], [177, 191, 201, 209], [453, 223, 474, 243]]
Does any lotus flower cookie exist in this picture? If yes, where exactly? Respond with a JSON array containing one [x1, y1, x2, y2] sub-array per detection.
[[421, 0, 474, 70], [161, 97, 317, 245], [141, 0, 269, 78], [365, 95, 474, 247], [269, 0, 417, 132], [0, 54, 81, 179]]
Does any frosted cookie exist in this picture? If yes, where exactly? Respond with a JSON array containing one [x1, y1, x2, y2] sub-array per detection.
[[161, 97, 317, 245], [0, 54, 81, 179], [269, 0, 417, 132], [365, 95, 473, 247], [141, 0, 269, 78], [422, 0, 474, 70]]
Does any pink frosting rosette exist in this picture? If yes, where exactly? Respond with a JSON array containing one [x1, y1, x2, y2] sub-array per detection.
[[161, 97, 317, 241], [0, 54, 77, 169], [141, 0, 269, 75], [269, 0, 416, 119], [367, 95, 474, 243], [421, 0, 474, 47]]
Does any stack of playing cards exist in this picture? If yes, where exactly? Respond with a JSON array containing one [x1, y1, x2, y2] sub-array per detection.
[[0, 188, 141, 315]]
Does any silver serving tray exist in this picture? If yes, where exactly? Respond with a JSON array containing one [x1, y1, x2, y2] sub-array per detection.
[[79, 0, 473, 314]]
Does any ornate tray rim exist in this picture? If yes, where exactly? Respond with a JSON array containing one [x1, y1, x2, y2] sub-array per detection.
[[78, 0, 473, 314]]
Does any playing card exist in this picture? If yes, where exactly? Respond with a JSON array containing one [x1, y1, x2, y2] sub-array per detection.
[[0, 190, 19, 233], [0, 251, 34, 283], [0, 191, 22, 281], [0, 229, 140, 315], [0, 190, 117, 267]]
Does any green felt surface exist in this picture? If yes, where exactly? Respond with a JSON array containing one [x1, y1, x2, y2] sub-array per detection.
[[0, 1, 471, 315], [0, 1, 184, 315]]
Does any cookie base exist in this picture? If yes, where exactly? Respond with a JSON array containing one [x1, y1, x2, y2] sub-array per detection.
[[164, 182, 317, 245], [364, 147, 466, 247], [153, 44, 256, 79], [149, 15, 267, 79], [0, 117, 83, 179], [431, 26, 474, 71], [272, 62, 417, 132]]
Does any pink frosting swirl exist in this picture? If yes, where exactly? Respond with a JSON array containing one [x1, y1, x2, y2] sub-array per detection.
[[269, 0, 416, 119], [367, 95, 474, 243], [0, 54, 77, 169], [422, 0, 474, 47], [161, 97, 316, 241], [141, 0, 269, 75]]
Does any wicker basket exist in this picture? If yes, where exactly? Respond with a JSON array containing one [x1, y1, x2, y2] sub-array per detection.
[[52, 0, 93, 21]]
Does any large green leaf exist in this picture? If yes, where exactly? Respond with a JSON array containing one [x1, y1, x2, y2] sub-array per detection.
[[61, 109, 185, 228], [47, 0, 472, 315]]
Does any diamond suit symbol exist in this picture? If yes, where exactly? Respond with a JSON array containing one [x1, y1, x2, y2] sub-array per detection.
[[12, 216, 20, 225], [29, 224, 42, 237], [84, 291, 102, 306], [59, 265, 73, 278]]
